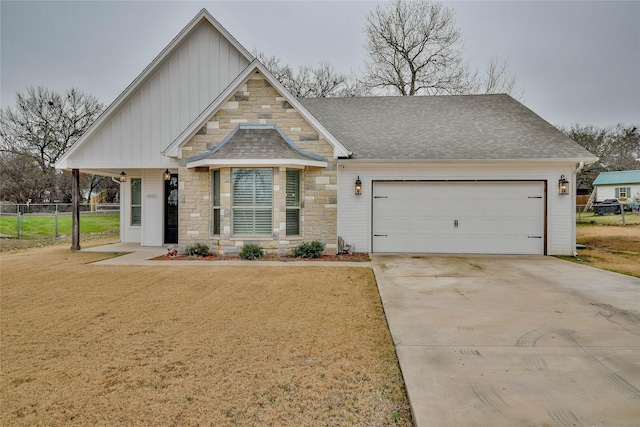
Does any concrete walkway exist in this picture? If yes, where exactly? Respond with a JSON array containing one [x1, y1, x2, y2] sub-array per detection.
[[82, 242, 371, 267], [371, 254, 640, 427]]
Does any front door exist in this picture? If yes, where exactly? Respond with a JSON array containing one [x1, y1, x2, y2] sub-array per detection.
[[164, 174, 178, 244]]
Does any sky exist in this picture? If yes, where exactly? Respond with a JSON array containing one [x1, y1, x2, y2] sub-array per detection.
[[1, 0, 638, 129]]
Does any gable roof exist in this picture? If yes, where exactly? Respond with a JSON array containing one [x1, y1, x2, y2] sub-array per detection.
[[299, 95, 598, 162], [56, 9, 253, 171], [186, 124, 328, 168], [162, 60, 351, 159], [592, 170, 640, 186]]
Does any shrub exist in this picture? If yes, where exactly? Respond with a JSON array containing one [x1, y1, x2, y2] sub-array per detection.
[[239, 243, 264, 260], [184, 243, 210, 257], [292, 240, 325, 258]]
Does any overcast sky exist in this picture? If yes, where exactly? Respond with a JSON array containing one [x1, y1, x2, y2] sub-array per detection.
[[1, 0, 638, 129]]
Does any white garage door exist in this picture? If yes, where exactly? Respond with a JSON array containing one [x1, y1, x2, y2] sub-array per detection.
[[373, 181, 545, 254]]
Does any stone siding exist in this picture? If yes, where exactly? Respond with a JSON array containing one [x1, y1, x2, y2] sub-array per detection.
[[177, 72, 338, 255]]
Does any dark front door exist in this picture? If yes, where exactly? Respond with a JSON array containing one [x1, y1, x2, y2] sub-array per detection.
[[164, 174, 178, 244]]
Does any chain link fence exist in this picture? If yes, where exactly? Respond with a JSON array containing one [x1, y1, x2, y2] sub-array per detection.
[[0, 203, 119, 239]]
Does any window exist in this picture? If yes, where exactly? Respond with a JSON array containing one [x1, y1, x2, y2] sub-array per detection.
[[615, 187, 630, 199], [131, 178, 141, 226], [212, 170, 221, 235], [232, 168, 272, 235], [286, 169, 301, 235]]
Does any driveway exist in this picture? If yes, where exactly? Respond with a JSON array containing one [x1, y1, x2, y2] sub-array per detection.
[[371, 254, 640, 427]]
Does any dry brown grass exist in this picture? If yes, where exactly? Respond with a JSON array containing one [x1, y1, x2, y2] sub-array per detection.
[[1, 242, 412, 426], [574, 223, 640, 277]]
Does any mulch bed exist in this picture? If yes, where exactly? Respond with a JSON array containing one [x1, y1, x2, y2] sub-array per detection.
[[152, 252, 371, 262]]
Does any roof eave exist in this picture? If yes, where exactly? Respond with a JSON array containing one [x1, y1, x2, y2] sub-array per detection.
[[338, 157, 599, 164], [186, 159, 328, 169], [60, 159, 180, 171], [595, 182, 640, 186]]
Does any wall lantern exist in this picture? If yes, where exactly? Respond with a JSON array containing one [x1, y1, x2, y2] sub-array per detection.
[[163, 169, 172, 181], [558, 175, 569, 195], [119, 170, 127, 182], [355, 176, 362, 195]]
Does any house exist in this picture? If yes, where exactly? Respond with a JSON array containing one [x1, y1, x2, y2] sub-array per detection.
[[55, 9, 596, 256], [592, 170, 640, 205]]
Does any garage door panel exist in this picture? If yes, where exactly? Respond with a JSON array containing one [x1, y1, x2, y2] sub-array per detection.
[[373, 182, 544, 255], [460, 217, 542, 235]]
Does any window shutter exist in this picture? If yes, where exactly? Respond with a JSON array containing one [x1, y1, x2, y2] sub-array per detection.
[[627, 187, 631, 197], [286, 210, 300, 235], [254, 169, 273, 206], [286, 170, 301, 235], [212, 170, 221, 235], [212, 170, 220, 206], [286, 170, 300, 207], [615, 188, 620, 198], [232, 169, 272, 235]]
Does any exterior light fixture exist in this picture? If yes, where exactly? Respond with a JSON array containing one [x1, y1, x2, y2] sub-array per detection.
[[163, 169, 172, 181], [119, 171, 127, 182], [558, 175, 569, 195], [355, 176, 362, 195]]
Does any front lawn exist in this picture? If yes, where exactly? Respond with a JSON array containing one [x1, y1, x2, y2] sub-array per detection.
[[566, 218, 640, 277], [0, 243, 412, 426]]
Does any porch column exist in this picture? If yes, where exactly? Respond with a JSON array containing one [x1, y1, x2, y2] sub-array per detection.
[[71, 168, 81, 251]]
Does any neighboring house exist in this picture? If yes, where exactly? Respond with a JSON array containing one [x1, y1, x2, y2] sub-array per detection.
[[592, 170, 640, 205], [56, 9, 597, 256]]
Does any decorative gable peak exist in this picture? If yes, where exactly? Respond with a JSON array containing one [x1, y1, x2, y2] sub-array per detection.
[[56, 8, 253, 172], [164, 61, 351, 160]]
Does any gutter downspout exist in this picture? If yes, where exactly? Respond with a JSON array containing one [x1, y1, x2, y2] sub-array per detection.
[[572, 161, 585, 256]]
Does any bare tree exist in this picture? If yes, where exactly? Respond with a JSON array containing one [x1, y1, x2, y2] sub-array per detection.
[[1, 87, 103, 170], [363, 0, 470, 96], [86, 174, 120, 203], [254, 51, 367, 98], [471, 56, 525, 100], [563, 124, 640, 191], [363, 0, 524, 98], [0, 86, 104, 202], [0, 151, 48, 203]]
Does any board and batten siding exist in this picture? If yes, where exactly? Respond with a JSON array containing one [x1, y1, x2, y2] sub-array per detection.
[[337, 162, 579, 256], [66, 22, 250, 169]]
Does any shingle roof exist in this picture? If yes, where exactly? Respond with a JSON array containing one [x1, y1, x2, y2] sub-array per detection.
[[186, 124, 326, 164], [592, 170, 640, 186], [299, 95, 597, 161]]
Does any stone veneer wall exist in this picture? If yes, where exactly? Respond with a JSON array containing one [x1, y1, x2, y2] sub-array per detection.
[[177, 72, 338, 255]]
